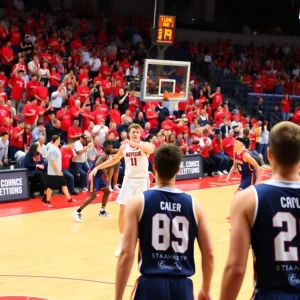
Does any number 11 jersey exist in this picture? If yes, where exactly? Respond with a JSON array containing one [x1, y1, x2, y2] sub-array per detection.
[[138, 187, 198, 277], [251, 180, 300, 294], [123, 143, 149, 178]]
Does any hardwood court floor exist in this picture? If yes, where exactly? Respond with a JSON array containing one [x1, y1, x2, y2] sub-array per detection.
[[0, 180, 258, 300]]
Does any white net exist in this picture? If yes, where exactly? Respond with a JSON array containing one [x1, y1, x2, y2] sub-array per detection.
[[168, 99, 179, 114]]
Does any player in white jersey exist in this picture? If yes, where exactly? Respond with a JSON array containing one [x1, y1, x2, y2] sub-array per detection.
[[89, 123, 154, 256]]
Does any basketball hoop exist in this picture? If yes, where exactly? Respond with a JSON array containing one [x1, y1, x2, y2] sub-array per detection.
[[163, 92, 181, 113]]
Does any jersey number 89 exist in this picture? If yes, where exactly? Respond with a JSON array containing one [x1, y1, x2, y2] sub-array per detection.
[[152, 213, 189, 254]]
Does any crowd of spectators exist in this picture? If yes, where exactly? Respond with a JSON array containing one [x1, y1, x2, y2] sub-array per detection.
[[0, 5, 298, 199], [184, 40, 300, 124]]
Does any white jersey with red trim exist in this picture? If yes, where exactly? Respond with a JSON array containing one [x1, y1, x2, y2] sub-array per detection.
[[123, 142, 149, 178]]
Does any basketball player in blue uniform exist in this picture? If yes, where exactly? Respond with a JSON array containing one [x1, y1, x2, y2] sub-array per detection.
[[220, 122, 300, 299], [115, 144, 214, 300], [226, 137, 261, 191], [72, 140, 113, 222], [225, 137, 261, 221]]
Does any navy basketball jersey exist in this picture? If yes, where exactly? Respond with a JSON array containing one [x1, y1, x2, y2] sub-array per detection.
[[235, 150, 255, 178], [138, 187, 198, 277], [251, 180, 300, 293], [90, 151, 108, 177]]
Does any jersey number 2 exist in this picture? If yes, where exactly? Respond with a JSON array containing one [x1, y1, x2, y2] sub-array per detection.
[[273, 212, 299, 262], [152, 213, 189, 254], [130, 157, 137, 166]]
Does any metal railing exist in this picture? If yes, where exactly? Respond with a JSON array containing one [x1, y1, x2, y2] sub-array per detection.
[[269, 112, 282, 128]]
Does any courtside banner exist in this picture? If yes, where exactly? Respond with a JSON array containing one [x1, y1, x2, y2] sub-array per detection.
[[176, 155, 203, 181], [0, 169, 30, 203]]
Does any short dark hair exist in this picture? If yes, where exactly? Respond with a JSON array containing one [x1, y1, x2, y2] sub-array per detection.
[[269, 122, 300, 166], [51, 135, 60, 143], [67, 139, 75, 144], [0, 131, 8, 137], [154, 145, 182, 180], [103, 140, 112, 148]]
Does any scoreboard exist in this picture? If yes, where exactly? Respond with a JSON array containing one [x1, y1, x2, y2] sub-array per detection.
[[156, 15, 176, 45]]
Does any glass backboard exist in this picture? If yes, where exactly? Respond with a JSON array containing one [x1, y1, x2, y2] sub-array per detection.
[[140, 59, 191, 102]]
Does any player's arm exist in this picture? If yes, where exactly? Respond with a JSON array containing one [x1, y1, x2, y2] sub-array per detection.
[[244, 152, 261, 184], [94, 154, 109, 179], [220, 187, 256, 300], [89, 146, 124, 178], [194, 199, 214, 299], [115, 195, 142, 300], [127, 140, 154, 155], [226, 161, 237, 182]]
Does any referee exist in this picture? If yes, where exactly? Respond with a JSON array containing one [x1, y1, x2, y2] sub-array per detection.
[[44, 135, 77, 208]]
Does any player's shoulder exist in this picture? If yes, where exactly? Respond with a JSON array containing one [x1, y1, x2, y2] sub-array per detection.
[[232, 186, 257, 225], [242, 150, 251, 160], [126, 194, 145, 219], [98, 151, 107, 158]]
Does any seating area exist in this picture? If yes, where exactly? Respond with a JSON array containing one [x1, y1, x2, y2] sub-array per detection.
[[247, 93, 300, 120]]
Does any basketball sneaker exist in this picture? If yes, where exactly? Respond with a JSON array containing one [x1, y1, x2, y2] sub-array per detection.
[[99, 209, 112, 217], [114, 185, 121, 192], [109, 186, 114, 192], [72, 211, 82, 222], [44, 202, 53, 208], [68, 198, 78, 204]]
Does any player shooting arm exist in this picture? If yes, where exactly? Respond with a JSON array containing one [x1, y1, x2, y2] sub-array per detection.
[[220, 188, 255, 300], [244, 152, 261, 183], [194, 199, 214, 298], [115, 195, 141, 300], [129, 141, 154, 155]]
